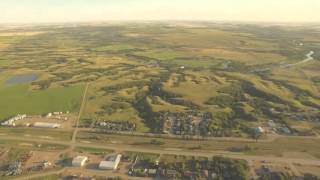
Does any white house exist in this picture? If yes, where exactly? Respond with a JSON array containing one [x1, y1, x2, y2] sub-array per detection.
[[99, 154, 122, 170], [72, 156, 88, 167], [256, 126, 265, 134], [46, 113, 52, 118], [33, 122, 61, 128]]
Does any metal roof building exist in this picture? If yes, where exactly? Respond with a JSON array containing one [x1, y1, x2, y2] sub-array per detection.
[[72, 156, 88, 167], [99, 154, 122, 170], [33, 122, 61, 128]]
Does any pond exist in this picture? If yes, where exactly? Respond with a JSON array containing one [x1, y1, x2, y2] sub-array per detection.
[[6, 74, 38, 85]]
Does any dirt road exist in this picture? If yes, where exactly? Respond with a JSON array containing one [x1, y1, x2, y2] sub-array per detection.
[[71, 83, 89, 149]]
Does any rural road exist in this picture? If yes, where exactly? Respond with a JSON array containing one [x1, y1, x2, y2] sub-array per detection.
[[13, 167, 149, 180], [71, 83, 89, 149], [253, 50, 316, 72], [13, 168, 65, 180], [281, 50, 315, 68]]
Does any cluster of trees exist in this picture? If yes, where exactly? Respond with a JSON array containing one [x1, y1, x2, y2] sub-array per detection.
[[101, 80, 149, 93], [159, 156, 249, 180], [101, 102, 131, 115]]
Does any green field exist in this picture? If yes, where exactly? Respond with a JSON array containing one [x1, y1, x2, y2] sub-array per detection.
[[0, 82, 84, 120]]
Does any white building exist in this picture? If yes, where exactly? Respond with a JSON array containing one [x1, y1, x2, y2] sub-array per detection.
[[99, 154, 122, 170], [72, 156, 88, 167], [256, 127, 265, 134], [33, 122, 61, 128], [46, 113, 52, 118], [1, 114, 27, 126]]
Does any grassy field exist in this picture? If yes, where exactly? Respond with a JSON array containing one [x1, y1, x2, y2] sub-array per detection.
[[0, 140, 68, 152], [0, 71, 84, 119], [0, 127, 73, 141]]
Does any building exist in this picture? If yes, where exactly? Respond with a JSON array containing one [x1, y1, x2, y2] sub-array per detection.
[[99, 154, 122, 170], [256, 127, 265, 134], [53, 112, 63, 115], [5, 161, 22, 176], [72, 156, 88, 167], [46, 113, 52, 118], [1, 114, 27, 126], [148, 169, 157, 177], [33, 122, 61, 128], [268, 120, 276, 128]]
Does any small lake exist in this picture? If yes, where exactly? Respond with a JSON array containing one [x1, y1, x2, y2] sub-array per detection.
[[6, 74, 38, 85]]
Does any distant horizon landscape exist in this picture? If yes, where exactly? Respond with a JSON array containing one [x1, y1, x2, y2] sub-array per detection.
[[0, 1, 320, 179]]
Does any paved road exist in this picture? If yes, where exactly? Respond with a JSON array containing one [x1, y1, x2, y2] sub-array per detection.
[[85, 129, 278, 142], [1, 135, 320, 167]]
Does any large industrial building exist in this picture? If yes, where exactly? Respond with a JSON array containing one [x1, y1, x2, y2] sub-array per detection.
[[33, 122, 61, 128]]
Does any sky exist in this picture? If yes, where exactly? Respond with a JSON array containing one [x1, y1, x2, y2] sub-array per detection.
[[1, 0, 320, 23]]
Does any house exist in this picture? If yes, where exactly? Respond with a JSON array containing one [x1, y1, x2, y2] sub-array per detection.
[[211, 172, 218, 179], [148, 169, 157, 177], [268, 120, 276, 128], [42, 161, 52, 169], [72, 156, 88, 167], [33, 122, 61, 128], [202, 170, 209, 178], [166, 169, 177, 178], [256, 127, 265, 134], [99, 154, 122, 170], [53, 112, 63, 115], [46, 113, 52, 118], [281, 127, 291, 134]]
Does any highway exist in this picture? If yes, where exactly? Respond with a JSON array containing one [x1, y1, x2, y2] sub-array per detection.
[[1, 135, 320, 167]]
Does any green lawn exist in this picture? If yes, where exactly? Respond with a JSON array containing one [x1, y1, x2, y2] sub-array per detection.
[[0, 83, 84, 120]]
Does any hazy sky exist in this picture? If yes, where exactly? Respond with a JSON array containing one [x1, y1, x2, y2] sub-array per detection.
[[1, 0, 320, 23]]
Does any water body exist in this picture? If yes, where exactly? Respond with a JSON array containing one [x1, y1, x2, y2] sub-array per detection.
[[6, 74, 38, 85], [281, 51, 315, 68]]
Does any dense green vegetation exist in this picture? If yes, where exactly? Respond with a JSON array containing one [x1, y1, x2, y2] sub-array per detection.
[[158, 156, 250, 180]]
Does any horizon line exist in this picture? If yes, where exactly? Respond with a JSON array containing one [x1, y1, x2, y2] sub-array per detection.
[[1, 19, 320, 26]]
